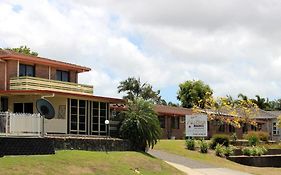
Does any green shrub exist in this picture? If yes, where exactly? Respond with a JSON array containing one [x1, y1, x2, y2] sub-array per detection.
[[210, 134, 230, 149], [242, 147, 251, 156], [244, 132, 260, 146], [244, 131, 269, 144], [199, 140, 208, 153], [230, 133, 237, 141], [242, 146, 268, 156], [185, 139, 195, 150], [224, 146, 234, 157], [257, 131, 269, 142], [215, 144, 225, 157]]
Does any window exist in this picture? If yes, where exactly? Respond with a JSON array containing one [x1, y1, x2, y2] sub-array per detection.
[[0, 97, 8, 112], [158, 117, 165, 128], [13, 103, 33, 113], [69, 99, 87, 134], [171, 117, 179, 129], [243, 124, 248, 133], [273, 122, 279, 136], [91, 101, 108, 135], [228, 124, 235, 133], [251, 125, 257, 131], [218, 124, 225, 132], [19, 64, 35, 77], [56, 70, 69, 82], [180, 116, 185, 123]]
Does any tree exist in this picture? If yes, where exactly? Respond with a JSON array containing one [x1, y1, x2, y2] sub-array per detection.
[[238, 93, 248, 101], [119, 98, 161, 151], [177, 80, 213, 108], [4, 45, 38, 56], [118, 77, 162, 103], [252, 95, 270, 110], [193, 95, 259, 129]]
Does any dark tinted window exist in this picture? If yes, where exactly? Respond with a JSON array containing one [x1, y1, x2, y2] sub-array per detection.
[[19, 64, 35, 77], [14, 103, 23, 113], [56, 70, 69, 82], [158, 117, 165, 128], [171, 117, 179, 129]]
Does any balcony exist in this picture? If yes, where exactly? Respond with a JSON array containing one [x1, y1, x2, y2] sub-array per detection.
[[10, 76, 93, 95]]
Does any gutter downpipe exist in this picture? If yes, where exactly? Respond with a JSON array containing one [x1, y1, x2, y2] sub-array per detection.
[[0, 59, 7, 90], [40, 93, 55, 137]]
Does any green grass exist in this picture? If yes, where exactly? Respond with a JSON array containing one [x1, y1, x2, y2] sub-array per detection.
[[0, 150, 185, 175], [154, 140, 281, 175]]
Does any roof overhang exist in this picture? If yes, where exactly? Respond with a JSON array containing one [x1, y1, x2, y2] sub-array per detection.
[[0, 90, 125, 104], [0, 53, 91, 73]]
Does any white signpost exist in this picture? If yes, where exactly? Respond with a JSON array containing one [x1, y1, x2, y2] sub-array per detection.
[[185, 114, 208, 137]]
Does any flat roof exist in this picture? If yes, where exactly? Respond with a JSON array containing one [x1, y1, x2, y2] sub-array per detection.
[[0, 50, 91, 73], [0, 90, 125, 104]]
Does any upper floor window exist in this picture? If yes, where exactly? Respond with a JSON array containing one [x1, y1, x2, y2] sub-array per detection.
[[56, 70, 69, 82], [19, 64, 35, 77]]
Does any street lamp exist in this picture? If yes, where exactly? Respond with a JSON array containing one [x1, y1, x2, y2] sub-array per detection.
[[105, 119, 109, 153]]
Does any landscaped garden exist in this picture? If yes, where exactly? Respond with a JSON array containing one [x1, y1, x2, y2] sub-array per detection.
[[154, 139, 281, 175], [0, 150, 185, 175]]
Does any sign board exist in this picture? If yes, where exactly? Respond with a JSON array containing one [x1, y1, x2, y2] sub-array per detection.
[[185, 114, 208, 137]]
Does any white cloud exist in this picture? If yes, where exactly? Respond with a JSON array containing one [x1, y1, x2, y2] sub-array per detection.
[[1, 0, 281, 101]]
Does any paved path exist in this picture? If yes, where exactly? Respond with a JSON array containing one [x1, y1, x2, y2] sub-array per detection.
[[148, 149, 252, 175]]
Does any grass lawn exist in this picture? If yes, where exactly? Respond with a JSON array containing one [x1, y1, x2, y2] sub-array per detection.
[[0, 150, 185, 175], [154, 140, 281, 175]]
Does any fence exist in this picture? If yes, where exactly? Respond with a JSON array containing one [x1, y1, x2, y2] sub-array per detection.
[[0, 112, 44, 137]]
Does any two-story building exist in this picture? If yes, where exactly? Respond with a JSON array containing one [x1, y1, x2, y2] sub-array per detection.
[[0, 50, 124, 136]]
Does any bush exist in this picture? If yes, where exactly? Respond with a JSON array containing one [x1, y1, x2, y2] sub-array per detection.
[[242, 146, 268, 156], [243, 132, 260, 146], [230, 133, 237, 141], [257, 131, 269, 142], [199, 140, 208, 153], [215, 144, 225, 157], [185, 139, 195, 150], [244, 131, 269, 144], [224, 146, 234, 157], [210, 134, 230, 149]]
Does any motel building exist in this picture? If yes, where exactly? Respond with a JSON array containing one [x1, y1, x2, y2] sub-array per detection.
[[0, 49, 280, 143], [0, 50, 124, 137]]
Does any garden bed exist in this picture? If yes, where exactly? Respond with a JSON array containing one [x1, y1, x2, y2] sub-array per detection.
[[233, 148, 281, 156], [227, 155, 281, 167]]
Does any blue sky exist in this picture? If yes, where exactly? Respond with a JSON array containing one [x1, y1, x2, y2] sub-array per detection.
[[2, 0, 281, 103]]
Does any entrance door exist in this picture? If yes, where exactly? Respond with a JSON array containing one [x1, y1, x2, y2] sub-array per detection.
[[0, 97, 8, 112], [69, 99, 87, 134]]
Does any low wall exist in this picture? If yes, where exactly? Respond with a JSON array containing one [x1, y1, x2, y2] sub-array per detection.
[[0, 137, 55, 156], [227, 155, 281, 167], [47, 136, 133, 151], [0, 136, 133, 157]]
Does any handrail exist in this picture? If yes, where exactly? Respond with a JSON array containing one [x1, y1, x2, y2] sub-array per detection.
[[10, 76, 94, 95]]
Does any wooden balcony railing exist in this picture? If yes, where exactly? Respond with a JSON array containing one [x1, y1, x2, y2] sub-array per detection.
[[10, 76, 93, 95]]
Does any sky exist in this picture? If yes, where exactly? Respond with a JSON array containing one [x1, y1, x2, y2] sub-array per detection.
[[1, 0, 281, 103]]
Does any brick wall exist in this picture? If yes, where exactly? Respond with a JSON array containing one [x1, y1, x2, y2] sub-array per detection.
[[7, 60, 18, 90], [35, 64, 49, 79], [0, 62, 5, 90], [69, 70, 77, 83]]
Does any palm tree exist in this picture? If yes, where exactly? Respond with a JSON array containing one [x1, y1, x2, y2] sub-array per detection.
[[238, 93, 248, 101], [253, 95, 270, 110], [118, 77, 161, 104], [120, 98, 161, 151]]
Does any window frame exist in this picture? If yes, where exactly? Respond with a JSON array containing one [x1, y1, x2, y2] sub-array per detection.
[[56, 70, 70, 82], [272, 122, 280, 136], [19, 64, 35, 77]]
